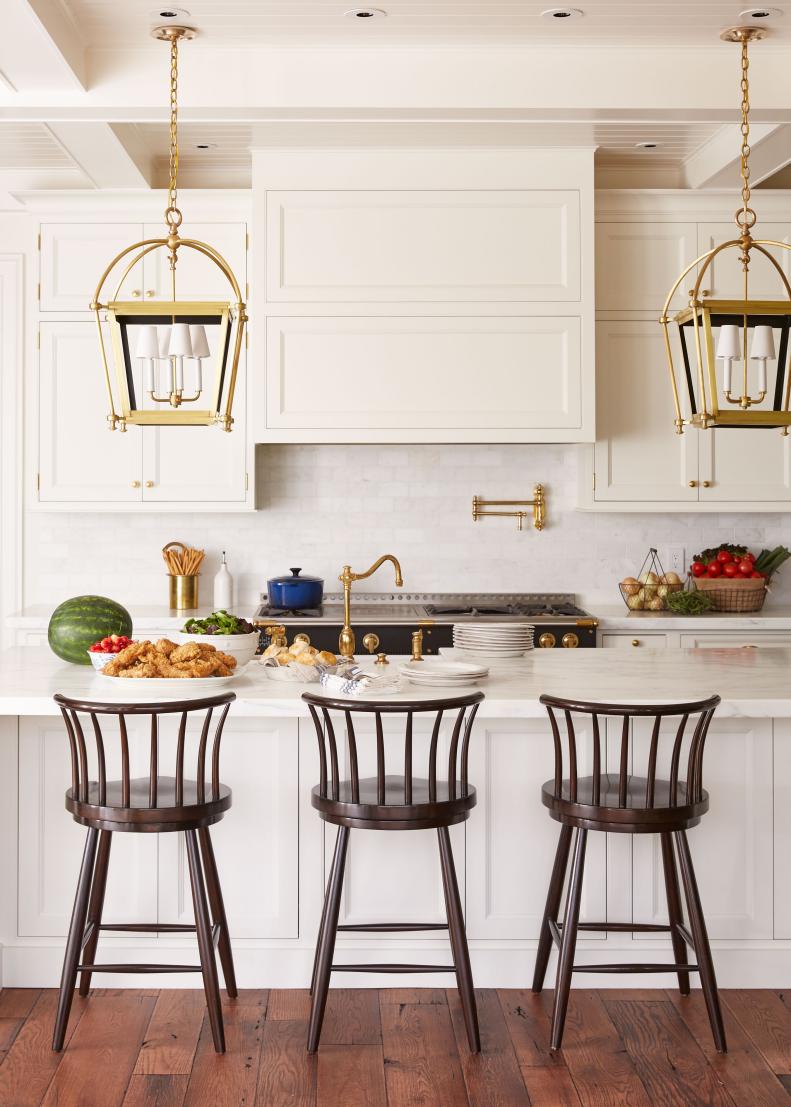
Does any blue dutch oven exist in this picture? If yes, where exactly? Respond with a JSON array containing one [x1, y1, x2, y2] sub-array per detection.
[[267, 568, 324, 609]]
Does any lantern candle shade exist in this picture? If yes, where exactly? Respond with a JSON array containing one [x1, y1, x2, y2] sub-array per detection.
[[751, 325, 776, 395], [716, 324, 741, 394], [135, 325, 161, 393]]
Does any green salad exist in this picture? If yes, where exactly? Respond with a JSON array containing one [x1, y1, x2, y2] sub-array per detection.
[[182, 610, 256, 636]]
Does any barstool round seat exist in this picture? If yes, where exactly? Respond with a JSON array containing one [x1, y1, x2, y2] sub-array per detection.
[[66, 776, 232, 832], [312, 775, 476, 830], [541, 775, 709, 833]]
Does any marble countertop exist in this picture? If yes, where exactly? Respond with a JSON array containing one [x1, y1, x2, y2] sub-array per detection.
[[2, 646, 791, 718]]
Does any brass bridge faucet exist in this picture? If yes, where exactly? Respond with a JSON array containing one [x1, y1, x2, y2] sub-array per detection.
[[339, 554, 403, 658]]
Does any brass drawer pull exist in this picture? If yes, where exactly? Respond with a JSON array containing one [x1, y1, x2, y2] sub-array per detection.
[[688, 480, 698, 488], [632, 639, 640, 647]]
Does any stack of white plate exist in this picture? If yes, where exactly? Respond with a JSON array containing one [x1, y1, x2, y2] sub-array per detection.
[[398, 659, 489, 688], [452, 622, 534, 658]]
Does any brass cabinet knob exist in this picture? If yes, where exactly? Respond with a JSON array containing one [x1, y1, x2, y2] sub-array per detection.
[[145, 480, 154, 488], [632, 639, 640, 647], [131, 480, 141, 488], [145, 289, 156, 298], [131, 289, 141, 298], [702, 480, 711, 488], [688, 480, 697, 488], [538, 632, 556, 649], [362, 633, 380, 654], [561, 632, 579, 649]]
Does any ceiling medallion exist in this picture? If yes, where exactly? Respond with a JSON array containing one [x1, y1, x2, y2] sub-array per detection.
[[660, 26, 791, 433], [91, 25, 247, 432]]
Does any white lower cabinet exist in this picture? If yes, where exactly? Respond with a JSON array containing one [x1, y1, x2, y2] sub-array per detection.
[[465, 719, 606, 940], [18, 716, 157, 936], [38, 320, 250, 509], [679, 632, 791, 648], [632, 717, 773, 940], [773, 721, 791, 938], [158, 717, 299, 939], [600, 632, 670, 648]]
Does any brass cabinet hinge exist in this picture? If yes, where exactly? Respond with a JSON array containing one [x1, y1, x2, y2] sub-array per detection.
[[245, 231, 249, 250], [36, 473, 40, 491], [244, 472, 249, 491], [36, 232, 41, 250], [36, 282, 40, 303], [592, 472, 596, 490]]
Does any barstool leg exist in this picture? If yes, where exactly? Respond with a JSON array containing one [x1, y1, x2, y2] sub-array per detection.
[[185, 830, 225, 1054], [307, 825, 349, 1054], [532, 824, 573, 994], [309, 881, 329, 997], [198, 827, 238, 998], [53, 828, 99, 1051], [675, 830, 727, 1053], [550, 827, 587, 1052], [79, 829, 112, 997], [438, 826, 480, 1053], [660, 832, 690, 996]]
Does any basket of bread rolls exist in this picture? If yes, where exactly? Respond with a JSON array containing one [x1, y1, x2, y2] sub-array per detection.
[[261, 633, 339, 681]]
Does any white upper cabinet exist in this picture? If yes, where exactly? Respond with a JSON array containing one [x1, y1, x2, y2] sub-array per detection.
[[593, 321, 697, 501], [267, 315, 581, 434], [142, 221, 247, 302], [40, 223, 144, 311], [38, 321, 143, 503], [267, 190, 580, 303], [700, 426, 791, 502], [596, 222, 697, 312]]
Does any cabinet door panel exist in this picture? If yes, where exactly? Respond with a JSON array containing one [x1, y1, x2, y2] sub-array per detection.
[[699, 427, 791, 502], [633, 718, 773, 939], [141, 361, 247, 502], [596, 222, 697, 312], [593, 322, 697, 501], [18, 717, 157, 937], [465, 720, 606, 939], [143, 222, 246, 301], [39, 321, 142, 503], [679, 633, 791, 648], [268, 190, 580, 303], [268, 316, 581, 430], [328, 716, 464, 930], [600, 633, 670, 648], [698, 223, 791, 299], [40, 223, 144, 311], [158, 718, 298, 938]]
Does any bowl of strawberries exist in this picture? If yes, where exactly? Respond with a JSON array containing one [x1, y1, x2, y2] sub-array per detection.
[[689, 544, 789, 612], [87, 633, 135, 670]]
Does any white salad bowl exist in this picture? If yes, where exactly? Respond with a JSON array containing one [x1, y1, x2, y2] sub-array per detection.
[[176, 630, 259, 670], [87, 650, 116, 671]]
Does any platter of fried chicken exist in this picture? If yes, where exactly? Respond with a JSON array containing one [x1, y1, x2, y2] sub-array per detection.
[[97, 638, 239, 689]]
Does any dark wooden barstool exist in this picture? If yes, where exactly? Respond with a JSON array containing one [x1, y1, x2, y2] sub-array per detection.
[[303, 690, 484, 1054], [52, 692, 237, 1054], [532, 693, 726, 1053]]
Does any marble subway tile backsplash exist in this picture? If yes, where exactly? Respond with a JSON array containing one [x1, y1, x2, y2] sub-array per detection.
[[24, 444, 791, 611]]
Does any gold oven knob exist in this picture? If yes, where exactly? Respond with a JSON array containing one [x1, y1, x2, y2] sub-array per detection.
[[561, 632, 579, 649], [538, 632, 556, 649]]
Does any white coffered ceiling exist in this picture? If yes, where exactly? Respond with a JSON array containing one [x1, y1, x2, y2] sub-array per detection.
[[55, 1, 791, 47], [0, 0, 789, 199]]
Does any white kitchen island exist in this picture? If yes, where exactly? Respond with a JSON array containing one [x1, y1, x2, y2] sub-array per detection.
[[2, 645, 791, 991]]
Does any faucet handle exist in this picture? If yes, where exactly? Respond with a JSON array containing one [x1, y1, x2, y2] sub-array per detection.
[[362, 633, 380, 654]]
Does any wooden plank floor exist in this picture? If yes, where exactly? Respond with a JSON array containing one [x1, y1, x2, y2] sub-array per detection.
[[1, 988, 791, 1106]]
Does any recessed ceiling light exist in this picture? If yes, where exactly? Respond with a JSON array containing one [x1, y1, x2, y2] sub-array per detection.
[[635, 141, 660, 149], [150, 6, 191, 19], [344, 7, 387, 18], [540, 7, 584, 20], [739, 6, 782, 18]]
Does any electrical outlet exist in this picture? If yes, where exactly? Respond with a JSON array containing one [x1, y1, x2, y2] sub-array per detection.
[[666, 546, 686, 576]]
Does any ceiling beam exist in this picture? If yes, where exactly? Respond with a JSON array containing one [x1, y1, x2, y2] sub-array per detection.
[[0, 0, 86, 91], [683, 123, 781, 189], [47, 122, 154, 188]]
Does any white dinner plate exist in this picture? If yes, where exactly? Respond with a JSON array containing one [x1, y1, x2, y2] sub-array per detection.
[[95, 673, 238, 694]]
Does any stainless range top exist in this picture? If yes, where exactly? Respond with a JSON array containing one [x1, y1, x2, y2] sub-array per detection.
[[254, 592, 598, 626]]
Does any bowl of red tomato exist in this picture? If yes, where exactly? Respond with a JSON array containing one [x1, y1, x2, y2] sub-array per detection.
[[87, 634, 135, 670], [689, 545, 776, 612]]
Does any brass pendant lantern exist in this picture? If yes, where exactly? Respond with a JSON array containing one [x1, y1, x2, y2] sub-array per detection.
[[91, 25, 247, 432], [660, 26, 791, 434]]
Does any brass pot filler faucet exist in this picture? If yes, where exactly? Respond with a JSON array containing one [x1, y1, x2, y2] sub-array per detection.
[[338, 554, 404, 658]]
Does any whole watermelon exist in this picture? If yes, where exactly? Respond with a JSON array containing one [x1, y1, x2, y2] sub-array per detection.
[[48, 596, 133, 665]]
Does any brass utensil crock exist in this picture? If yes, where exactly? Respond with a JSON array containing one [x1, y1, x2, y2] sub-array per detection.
[[168, 573, 199, 611]]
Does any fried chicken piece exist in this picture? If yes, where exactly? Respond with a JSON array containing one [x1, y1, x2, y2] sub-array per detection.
[[170, 642, 203, 663], [155, 638, 177, 656], [117, 662, 159, 678], [212, 649, 236, 670]]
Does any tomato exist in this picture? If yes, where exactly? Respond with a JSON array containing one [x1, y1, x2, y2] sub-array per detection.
[[743, 551, 756, 562], [737, 559, 753, 575], [707, 561, 722, 577], [723, 561, 739, 577], [716, 550, 733, 563], [691, 561, 707, 577], [751, 571, 766, 579]]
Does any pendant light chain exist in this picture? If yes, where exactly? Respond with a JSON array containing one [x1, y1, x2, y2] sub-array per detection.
[[165, 33, 182, 233], [736, 34, 756, 240]]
